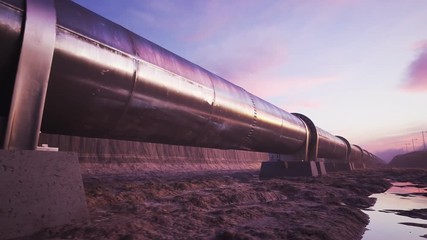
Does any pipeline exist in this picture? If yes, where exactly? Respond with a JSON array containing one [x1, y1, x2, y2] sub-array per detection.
[[0, 0, 379, 165]]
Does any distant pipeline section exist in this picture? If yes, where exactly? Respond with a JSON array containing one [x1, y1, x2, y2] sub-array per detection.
[[0, 0, 381, 167]]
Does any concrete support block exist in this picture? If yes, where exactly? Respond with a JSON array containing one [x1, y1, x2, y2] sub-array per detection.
[[316, 161, 327, 175], [0, 150, 88, 239], [259, 161, 320, 178], [352, 162, 366, 169], [349, 162, 355, 170], [324, 162, 353, 172]]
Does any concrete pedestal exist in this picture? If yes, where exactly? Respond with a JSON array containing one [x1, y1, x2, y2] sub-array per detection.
[[324, 162, 353, 172], [0, 150, 88, 239], [259, 161, 320, 178], [316, 161, 327, 175], [352, 162, 366, 169]]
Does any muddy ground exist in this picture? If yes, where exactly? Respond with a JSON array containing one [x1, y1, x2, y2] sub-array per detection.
[[18, 168, 427, 240]]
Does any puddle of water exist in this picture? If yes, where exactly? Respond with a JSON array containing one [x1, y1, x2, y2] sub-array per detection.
[[362, 182, 427, 240]]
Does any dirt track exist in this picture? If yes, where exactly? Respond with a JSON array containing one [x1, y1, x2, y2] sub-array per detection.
[[21, 168, 427, 240]]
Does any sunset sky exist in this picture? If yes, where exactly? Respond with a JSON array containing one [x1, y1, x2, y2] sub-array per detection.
[[73, 0, 427, 161]]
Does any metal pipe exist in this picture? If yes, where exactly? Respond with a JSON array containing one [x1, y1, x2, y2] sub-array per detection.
[[362, 149, 370, 162], [336, 136, 350, 161], [0, 0, 371, 161], [349, 144, 362, 162], [317, 127, 347, 159]]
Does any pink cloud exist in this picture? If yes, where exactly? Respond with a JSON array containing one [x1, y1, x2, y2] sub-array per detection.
[[193, 26, 288, 87], [137, 0, 264, 43], [240, 75, 339, 99], [412, 40, 427, 50], [218, 41, 287, 83], [182, 1, 255, 43], [280, 100, 324, 113], [402, 40, 427, 92], [321, 0, 359, 5], [190, 25, 340, 101], [180, 1, 233, 42]]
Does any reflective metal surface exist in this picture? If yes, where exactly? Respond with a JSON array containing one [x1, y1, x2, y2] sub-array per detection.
[[336, 136, 350, 161], [0, 1, 23, 147], [349, 144, 363, 162], [291, 113, 316, 161], [317, 127, 347, 159], [41, 0, 308, 154], [3, 0, 56, 149], [362, 149, 371, 162], [0, 0, 378, 162]]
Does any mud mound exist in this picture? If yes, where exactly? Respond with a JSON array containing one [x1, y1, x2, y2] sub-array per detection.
[[388, 151, 427, 169]]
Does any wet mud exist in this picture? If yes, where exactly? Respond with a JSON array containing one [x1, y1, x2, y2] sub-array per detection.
[[17, 168, 427, 240]]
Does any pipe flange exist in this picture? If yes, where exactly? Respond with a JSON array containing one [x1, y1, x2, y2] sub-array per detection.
[[292, 113, 318, 161]]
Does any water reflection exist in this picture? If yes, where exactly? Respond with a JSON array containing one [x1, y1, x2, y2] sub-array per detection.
[[363, 182, 427, 240]]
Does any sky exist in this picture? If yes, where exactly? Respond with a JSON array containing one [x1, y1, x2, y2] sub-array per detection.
[[73, 0, 427, 162]]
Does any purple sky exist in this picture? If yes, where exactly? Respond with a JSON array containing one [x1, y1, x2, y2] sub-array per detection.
[[73, 0, 427, 161]]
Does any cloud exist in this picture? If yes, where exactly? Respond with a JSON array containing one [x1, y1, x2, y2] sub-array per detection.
[[412, 40, 427, 50], [280, 100, 324, 113], [191, 25, 288, 85], [180, 1, 238, 43], [241, 76, 338, 99], [125, 0, 266, 44], [402, 40, 427, 92], [191, 24, 338, 100], [188, 20, 340, 100], [119, 0, 341, 104], [205, 38, 287, 83]]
